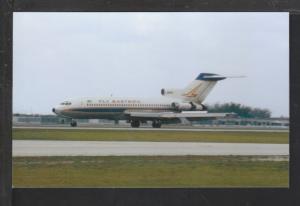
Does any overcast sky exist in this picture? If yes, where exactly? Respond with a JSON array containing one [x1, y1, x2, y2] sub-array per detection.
[[13, 12, 289, 117]]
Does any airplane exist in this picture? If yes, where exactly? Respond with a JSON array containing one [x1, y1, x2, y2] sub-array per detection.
[[52, 73, 237, 128]]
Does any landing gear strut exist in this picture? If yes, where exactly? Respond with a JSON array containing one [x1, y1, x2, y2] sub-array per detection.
[[131, 120, 140, 128], [70, 120, 77, 127], [152, 120, 162, 128]]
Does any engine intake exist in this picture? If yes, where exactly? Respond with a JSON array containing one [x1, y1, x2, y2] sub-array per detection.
[[161, 88, 175, 96]]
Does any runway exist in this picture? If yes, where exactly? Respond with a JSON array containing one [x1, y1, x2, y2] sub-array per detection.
[[13, 126, 289, 133], [13, 140, 289, 157]]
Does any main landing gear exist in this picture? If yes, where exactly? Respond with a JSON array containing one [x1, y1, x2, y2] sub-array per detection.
[[131, 120, 140, 128], [152, 120, 162, 128], [70, 120, 77, 127], [130, 120, 162, 128]]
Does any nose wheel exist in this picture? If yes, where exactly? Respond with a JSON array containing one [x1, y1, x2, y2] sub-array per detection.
[[70, 120, 77, 127]]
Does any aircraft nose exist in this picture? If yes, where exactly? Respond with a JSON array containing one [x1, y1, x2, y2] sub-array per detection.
[[52, 107, 61, 115]]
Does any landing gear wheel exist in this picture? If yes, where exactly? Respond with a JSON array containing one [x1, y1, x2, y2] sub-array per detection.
[[131, 120, 140, 128], [152, 120, 162, 128], [70, 120, 77, 127]]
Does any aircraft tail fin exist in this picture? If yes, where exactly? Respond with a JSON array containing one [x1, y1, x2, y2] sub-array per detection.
[[161, 73, 227, 104]]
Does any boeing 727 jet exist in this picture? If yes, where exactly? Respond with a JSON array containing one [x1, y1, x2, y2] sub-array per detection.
[[52, 73, 235, 128]]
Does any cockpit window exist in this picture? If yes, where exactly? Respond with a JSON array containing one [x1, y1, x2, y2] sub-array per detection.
[[60, 101, 72, 105]]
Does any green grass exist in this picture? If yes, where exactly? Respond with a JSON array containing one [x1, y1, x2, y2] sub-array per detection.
[[13, 156, 289, 187], [13, 129, 289, 144]]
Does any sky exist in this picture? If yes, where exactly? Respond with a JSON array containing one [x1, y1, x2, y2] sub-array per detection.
[[13, 12, 289, 117]]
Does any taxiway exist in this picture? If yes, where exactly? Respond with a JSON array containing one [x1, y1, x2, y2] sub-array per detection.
[[13, 140, 289, 156]]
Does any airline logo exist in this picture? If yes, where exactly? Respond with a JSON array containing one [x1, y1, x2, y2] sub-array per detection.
[[96, 99, 141, 104], [183, 84, 202, 97]]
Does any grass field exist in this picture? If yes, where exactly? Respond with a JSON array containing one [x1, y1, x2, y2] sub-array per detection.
[[13, 156, 289, 187], [13, 128, 289, 144]]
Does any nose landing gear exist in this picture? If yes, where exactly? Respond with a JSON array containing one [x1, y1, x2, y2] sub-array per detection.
[[70, 120, 77, 127]]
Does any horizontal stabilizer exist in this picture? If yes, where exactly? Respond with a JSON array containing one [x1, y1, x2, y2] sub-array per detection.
[[196, 73, 227, 81], [196, 74, 245, 81], [224, 75, 246, 78]]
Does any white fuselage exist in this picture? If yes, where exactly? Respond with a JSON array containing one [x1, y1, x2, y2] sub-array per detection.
[[53, 97, 202, 120]]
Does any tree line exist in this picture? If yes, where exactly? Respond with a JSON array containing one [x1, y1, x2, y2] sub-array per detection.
[[207, 102, 271, 118]]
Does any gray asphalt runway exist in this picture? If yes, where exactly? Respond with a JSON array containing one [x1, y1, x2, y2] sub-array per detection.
[[13, 140, 289, 157], [13, 126, 289, 133]]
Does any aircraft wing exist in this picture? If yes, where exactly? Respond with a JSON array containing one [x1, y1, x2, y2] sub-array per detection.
[[124, 111, 235, 120]]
